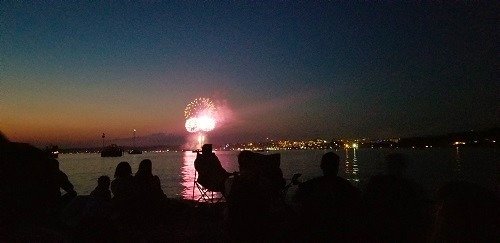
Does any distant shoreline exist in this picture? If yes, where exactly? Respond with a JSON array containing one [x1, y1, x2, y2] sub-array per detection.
[[32, 127, 498, 153]]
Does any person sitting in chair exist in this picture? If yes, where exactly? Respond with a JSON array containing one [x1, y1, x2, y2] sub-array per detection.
[[225, 150, 288, 241], [194, 144, 231, 193]]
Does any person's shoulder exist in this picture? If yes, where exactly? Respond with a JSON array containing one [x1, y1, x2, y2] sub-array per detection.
[[111, 178, 125, 186], [110, 179, 118, 188], [371, 174, 412, 188], [333, 176, 357, 190], [298, 177, 323, 192], [301, 177, 322, 186], [366, 174, 395, 186]]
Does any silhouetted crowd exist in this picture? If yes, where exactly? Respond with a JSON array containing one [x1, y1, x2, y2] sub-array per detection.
[[0, 134, 498, 242]]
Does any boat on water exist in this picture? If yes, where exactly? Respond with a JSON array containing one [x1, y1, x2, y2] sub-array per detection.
[[101, 144, 123, 157], [128, 149, 142, 154], [44, 145, 59, 158]]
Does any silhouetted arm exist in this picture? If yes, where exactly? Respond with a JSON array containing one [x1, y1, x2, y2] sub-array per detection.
[[59, 170, 76, 196]]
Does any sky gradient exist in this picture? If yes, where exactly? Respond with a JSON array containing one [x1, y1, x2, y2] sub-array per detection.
[[0, 2, 497, 147]]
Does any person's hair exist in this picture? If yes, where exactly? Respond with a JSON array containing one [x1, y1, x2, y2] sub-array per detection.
[[0, 132, 9, 144], [136, 159, 152, 177], [114, 161, 132, 178], [320, 152, 340, 176], [98, 175, 110, 187], [202, 144, 212, 155]]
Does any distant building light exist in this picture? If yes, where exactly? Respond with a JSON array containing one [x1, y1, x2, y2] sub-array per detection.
[[453, 141, 466, 145]]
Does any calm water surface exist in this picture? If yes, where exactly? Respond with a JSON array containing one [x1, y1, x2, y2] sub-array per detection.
[[58, 148, 497, 199]]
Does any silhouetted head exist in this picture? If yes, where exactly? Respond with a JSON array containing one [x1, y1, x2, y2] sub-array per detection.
[[97, 175, 110, 188], [114, 161, 132, 178], [202, 144, 212, 155], [136, 159, 152, 177], [385, 153, 407, 176], [320, 152, 340, 176], [0, 132, 8, 144]]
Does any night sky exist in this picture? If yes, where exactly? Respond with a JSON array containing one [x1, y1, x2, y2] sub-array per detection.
[[0, 2, 497, 147]]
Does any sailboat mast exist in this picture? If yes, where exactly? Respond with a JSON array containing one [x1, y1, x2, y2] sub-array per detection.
[[133, 129, 136, 148]]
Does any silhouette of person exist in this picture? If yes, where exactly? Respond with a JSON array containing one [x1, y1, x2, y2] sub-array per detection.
[[135, 159, 165, 200], [363, 153, 427, 242], [134, 159, 166, 225], [91, 175, 111, 202], [61, 175, 113, 242], [194, 144, 230, 193], [62, 175, 111, 231], [294, 152, 361, 242], [110, 162, 136, 224], [0, 131, 7, 144], [111, 162, 135, 200], [0, 135, 76, 230], [431, 181, 498, 242], [53, 160, 77, 206]]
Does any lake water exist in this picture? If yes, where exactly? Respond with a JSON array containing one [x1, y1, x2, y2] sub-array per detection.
[[58, 148, 497, 200]]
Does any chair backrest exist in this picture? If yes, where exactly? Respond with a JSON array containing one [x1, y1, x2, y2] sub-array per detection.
[[194, 152, 229, 192], [237, 151, 285, 192]]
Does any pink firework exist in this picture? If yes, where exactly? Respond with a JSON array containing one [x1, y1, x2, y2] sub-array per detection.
[[184, 98, 217, 133]]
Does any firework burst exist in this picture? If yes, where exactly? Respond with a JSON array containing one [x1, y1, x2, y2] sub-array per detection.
[[184, 98, 217, 133], [184, 98, 216, 119]]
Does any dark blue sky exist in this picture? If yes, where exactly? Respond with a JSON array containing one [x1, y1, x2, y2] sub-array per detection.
[[0, 1, 497, 146]]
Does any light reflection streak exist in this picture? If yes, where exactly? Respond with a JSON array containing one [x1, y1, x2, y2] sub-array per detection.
[[455, 146, 462, 178], [180, 151, 199, 199], [344, 148, 360, 186], [180, 151, 224, 200]]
